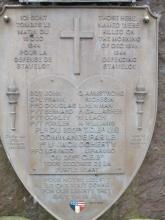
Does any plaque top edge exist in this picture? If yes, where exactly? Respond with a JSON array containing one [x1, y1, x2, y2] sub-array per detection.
[[0, 4, 158, 19], [19, 0, 136, 3]]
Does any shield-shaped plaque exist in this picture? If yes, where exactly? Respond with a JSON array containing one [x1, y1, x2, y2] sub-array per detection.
[[0, 5, 158, 220]]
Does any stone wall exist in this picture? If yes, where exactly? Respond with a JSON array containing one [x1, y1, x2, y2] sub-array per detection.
[[0, 0, 164, 220]]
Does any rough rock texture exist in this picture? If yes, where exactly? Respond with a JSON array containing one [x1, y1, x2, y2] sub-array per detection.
[[0, 0, 165, 220], [0, 217, 30, 220]]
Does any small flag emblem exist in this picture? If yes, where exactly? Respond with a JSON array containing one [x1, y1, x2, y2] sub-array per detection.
[[70, 200, 85, 214]]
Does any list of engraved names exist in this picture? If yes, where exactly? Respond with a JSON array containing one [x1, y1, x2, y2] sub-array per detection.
[[28, 77, 125, 174]]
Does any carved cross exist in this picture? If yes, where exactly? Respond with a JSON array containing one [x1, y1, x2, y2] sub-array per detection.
[[60, 17, 94, 75]]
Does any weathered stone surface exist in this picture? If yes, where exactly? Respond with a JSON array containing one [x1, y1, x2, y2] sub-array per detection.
[[128, 219, 159, 220], [0, 217, 30, 220], [0, 1, 164, 220]]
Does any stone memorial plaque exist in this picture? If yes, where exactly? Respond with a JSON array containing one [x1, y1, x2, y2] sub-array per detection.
[[0, 5, 158, 220]]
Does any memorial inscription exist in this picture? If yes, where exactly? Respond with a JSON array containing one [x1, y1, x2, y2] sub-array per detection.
[[0, 6, 158, 220], [28, 76, 125, 174]]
